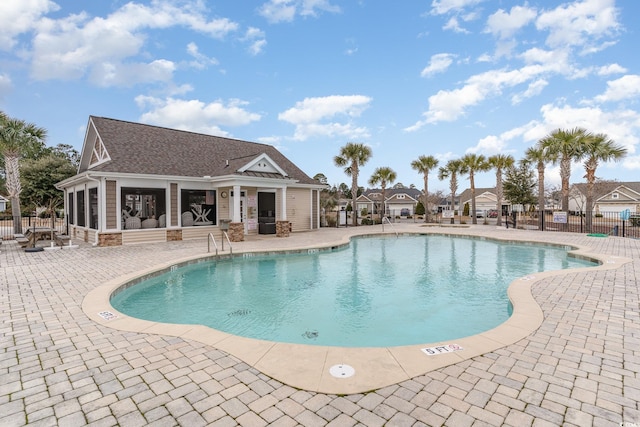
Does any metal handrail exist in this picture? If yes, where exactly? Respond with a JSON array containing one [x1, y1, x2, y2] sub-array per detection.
[[222, 231, 233, 255], [207, 232, 218, 255], [382, 216, 398, 237]]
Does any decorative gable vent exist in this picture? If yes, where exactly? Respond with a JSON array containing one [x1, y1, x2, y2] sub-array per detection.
[[89, 135, 110, 166], [239, 153, 288, 176]]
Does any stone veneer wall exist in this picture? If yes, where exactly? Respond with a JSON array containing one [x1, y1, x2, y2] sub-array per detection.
[[228, 222, 244, 242], [276, 220, 290, 238], [166, 230, 182, 241], [98, 233, 122, 247]]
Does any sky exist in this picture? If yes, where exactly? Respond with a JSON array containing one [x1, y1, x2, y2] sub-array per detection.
[[1, 0, 639, 193]]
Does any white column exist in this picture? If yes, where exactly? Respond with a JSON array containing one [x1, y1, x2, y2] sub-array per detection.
[[280, 187, 287, 220], [232, 185, 241, 222]]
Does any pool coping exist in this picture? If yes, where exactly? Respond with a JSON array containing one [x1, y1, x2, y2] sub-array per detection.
[[82, 230, 632, 394]]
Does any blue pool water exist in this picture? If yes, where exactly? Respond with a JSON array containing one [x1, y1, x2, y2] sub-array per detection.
[[111, 235, 597, 347]]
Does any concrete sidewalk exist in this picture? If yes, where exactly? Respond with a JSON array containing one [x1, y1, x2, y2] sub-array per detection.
[[1, 224, 639, 426]]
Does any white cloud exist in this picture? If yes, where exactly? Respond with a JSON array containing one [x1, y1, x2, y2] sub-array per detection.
[[278, 95, 372, 141], [466, 135, 506, 155], [484, 5, 537, 57], [421, 53, 456, 77], [136, 96, 261, 136], [466, 125, 529, 155], [259, 0, 296, 23], [623, 156, 640, 170], [596, 63, 627, 75], [408, 65, 549, 130], [523, 103, 640, 158], [536, 0, 620, 50], [430, 0, 484, 16], [0, 0, 58, 50], [186, 42, 219, 69], [29, 1, 238, 85], [91, 59, 176, 87], [242, 27, 267, 56], [485, 6, 537, 40], [258, 0, 340, 24], [299, 0, 341, 17], [442, 17, 468, 33], [594, 75, 640, 103], [512, 79, 548, 104]]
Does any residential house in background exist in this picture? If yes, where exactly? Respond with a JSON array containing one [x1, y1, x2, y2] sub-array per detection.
[[0, 195, 7, 212], [569, 182, 640, 214], [56, 116, 325, 246], [357, 187, 423, 217], [457, 187, 512, 216]]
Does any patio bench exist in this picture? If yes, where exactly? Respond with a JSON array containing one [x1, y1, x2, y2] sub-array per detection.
[[55, 235, 71, 246], [16, 237, 30, 248]]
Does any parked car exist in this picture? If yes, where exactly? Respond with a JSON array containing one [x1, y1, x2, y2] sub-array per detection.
[[474, 210, 484, 218], [400, 208, 410, 216], [487, 210, 499, 218]]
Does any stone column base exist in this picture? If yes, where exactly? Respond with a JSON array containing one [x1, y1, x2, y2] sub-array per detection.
[[167, 230, 182, 241], [228, 222, 245, 242], [276, 221, 290, 237], [98, 232, 123, 246]]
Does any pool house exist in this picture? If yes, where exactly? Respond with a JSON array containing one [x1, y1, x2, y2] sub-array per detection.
[[56, 116, 326, 246]]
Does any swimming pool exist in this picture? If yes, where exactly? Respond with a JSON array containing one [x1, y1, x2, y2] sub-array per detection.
[[111, 234, 597, 347]]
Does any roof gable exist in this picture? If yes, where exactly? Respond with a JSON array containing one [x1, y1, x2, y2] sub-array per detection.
[[597, 184, 640, 203], [89, 133, 110, 167]]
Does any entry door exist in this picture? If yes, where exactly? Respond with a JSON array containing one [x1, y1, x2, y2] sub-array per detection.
[[230, 191, 247, 233]]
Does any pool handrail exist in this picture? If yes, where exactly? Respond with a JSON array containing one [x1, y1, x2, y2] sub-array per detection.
[[207, 232, 218, 256], [382, 216, 398, 236], [222, 231, 233, 255]]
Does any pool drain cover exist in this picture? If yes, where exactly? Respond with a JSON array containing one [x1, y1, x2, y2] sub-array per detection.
[[329, 364, 355, 378]]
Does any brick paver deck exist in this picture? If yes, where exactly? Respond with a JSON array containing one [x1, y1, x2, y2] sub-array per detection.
[[1, 224, 639, 426]]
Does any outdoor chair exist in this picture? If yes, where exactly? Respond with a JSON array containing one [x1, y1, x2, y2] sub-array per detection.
[[125, 217, 141, 230], [182, 211, 194, 227], [141, 218, 158, 229]]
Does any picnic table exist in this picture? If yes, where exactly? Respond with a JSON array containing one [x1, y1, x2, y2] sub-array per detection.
[[17, 227, 71, 249]]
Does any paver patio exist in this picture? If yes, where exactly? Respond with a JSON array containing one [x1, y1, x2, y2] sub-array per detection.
[[1, 223, 639, 426]]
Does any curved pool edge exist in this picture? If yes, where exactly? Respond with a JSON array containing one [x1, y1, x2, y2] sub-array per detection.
[[81, 231, 632, 395]]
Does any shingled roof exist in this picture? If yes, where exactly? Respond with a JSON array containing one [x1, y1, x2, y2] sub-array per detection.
[[81, 116, 318, 185]]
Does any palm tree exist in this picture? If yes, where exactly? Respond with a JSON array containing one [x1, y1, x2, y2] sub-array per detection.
[[334, 142, 372, 226], [0, 112, 47, 234], [524, 145, 551, 230], [582, 133, 627, 232], [411, 155, 439, 223], [369, 167, 397, 221], [488, 154, 514, 226], [438, 159, 465, 224], [539, 127, 589, 214], [460, 153, 490, 225]]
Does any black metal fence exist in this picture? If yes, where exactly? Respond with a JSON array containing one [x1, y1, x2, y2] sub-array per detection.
[[0, 215, 66, 240], [515, 210, 640, 239]]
